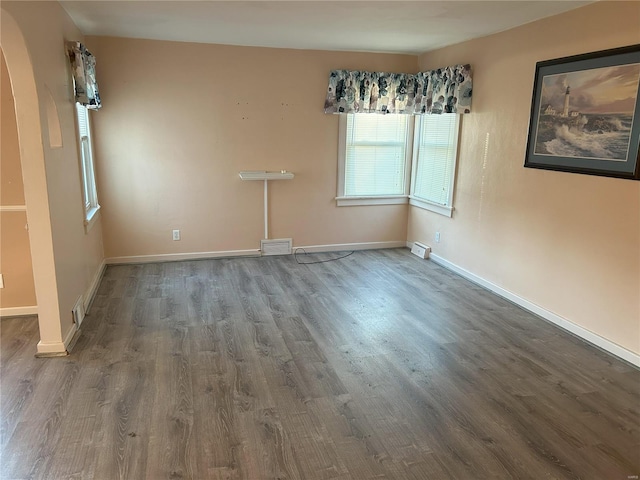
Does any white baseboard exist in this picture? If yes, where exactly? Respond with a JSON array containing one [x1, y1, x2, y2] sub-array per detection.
[[426, 251, 639, 367], [35, 319, 77, 356], [35, 344, 67, 356], [105, 243, 406, 265], [106, 249, 261, 265], [34, 260, 103, 356], [294, 241, 406, 254], [84, 260, 106, 313], [0, 305, 38, 317], [63, 321, 78, 350]]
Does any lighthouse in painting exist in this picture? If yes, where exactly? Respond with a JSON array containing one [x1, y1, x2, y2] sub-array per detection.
[[562, 85, 570, 117]]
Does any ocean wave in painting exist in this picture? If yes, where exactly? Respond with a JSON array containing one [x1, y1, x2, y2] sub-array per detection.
[[535, 114, 632, 161]]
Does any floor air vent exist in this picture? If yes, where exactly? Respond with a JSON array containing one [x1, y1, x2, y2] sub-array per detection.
[[72, 296, 85, 327], [411, 242, 431, 259], [261, 238, 292, 256]]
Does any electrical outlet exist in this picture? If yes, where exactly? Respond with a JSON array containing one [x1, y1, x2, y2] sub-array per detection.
[[435, 231, 441, 243], [172, 230, 181, 241], [0, 274, 4, 289]]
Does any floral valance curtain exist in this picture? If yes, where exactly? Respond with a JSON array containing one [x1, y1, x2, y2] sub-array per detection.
[[67, 41, 102, 109], [324, 64, 472, 115]]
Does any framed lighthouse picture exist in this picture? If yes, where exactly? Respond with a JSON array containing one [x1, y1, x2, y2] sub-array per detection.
[[525, 44, 640, 180]]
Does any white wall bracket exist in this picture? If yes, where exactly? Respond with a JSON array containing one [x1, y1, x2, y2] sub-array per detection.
[[239, 171, 294, 240]]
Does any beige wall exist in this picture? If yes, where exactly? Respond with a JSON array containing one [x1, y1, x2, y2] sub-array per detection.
[[1, 1, 104, 350], [85, 37, 415, 258], [1, 51, 26, 206], [409, 1, 640, 354], [0, 211, 36, 308], [1, 50, 37, 308]]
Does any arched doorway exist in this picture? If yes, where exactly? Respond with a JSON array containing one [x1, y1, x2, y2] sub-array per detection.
[[1, 48, 37, 316], [1, 9, 65, 355]]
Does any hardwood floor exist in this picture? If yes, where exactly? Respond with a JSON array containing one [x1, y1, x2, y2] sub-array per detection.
[[1, 248, 638, 479]]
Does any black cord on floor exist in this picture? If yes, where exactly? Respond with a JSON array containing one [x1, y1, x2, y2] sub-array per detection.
[[294, 247, 354, 265]]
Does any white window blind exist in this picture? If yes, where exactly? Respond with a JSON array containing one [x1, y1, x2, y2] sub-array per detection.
[[345, 114, 409, 196], [75, 103, 99, 221], [412, 114, 459, 206], [80, 137, 92, 209], [76, 102, 89, 138]]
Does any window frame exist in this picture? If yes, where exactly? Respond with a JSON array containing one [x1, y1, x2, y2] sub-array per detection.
[[336, 114, 413, 206], [409, 113, 461, 218], [75, 102, 100, 232], [336, 112, 461, 216]]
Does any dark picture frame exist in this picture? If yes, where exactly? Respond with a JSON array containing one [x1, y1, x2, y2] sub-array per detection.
[[525, 44, 640, 180]]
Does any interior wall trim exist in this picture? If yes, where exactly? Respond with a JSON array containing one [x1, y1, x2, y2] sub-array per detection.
[[0, 305, 38, 317], [35, 316, 78, 356], [84, 260, 106, 313], [105, 242, 407, 265], [34, 259, 106, 356], [105, 249, 262, 265], [0, 205, 27, 212], [35, 323, 75, 356], [293, 241, 406, 253], [62, 321, 78, 351], [413, 245, 639, 367]]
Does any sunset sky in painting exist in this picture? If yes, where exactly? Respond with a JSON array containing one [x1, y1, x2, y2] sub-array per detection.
[[540, 63, 640, 115]]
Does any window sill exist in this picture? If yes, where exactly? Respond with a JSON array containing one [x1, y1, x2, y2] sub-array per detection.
[[336, 196, 409, 207], [84, 205, 101, 233], [409, 196, 453, 217]]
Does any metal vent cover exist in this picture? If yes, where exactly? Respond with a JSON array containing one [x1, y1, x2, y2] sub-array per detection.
[[261, 238, 292, 256]]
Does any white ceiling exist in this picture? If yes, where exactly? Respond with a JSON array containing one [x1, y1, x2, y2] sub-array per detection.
[[60, 1, 593, 55]]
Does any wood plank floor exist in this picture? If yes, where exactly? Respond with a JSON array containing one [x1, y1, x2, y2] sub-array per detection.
[[1, 248, 638, 479]]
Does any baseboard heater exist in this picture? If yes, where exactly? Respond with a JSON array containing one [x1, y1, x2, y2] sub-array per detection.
[[261, 238, 292, 256]]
